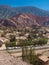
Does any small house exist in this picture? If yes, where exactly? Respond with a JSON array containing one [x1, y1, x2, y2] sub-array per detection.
[[38, 55, 49, 65]]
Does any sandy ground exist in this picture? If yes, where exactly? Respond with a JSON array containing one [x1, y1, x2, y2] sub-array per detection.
[[0, 50, 31, 65]]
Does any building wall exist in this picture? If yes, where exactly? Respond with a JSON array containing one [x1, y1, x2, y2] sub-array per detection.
[[38, 58, 49, 65]]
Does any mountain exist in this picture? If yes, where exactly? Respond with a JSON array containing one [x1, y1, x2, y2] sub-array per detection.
[[0, 14, 49, 29], [15, 6, 49, 17], [0, 5, 49, 29], [0, 5, 16, 19], [0, 5, 49, 19]]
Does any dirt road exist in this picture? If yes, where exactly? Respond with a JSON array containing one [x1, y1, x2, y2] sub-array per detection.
[[0, 50, 31, 65]]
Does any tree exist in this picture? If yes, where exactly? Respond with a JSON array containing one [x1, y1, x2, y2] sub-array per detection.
[[22, 46, 25, 61], [37, 38, 47, 45], [29, 46, 33, 64], [29, 48, 39, 65], [19, 40, 30, 46], [21, 40, 39, 65], [10, 35, 16, 42], [33, 38, 47, 46], [5, 36, 16, 47], [20, 40, 29, 61], [5, 41, 16, 47]]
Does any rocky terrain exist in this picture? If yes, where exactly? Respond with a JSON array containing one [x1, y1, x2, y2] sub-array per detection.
[[0, 5, 49, 29], [0, 51, 31, 65], [0, 14, 49, 29]]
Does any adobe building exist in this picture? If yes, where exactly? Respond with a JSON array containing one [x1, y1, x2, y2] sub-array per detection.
[[38, 55, 49, 65]]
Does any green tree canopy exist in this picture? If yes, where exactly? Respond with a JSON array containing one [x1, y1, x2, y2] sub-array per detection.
[[33, 38, 47, 46]]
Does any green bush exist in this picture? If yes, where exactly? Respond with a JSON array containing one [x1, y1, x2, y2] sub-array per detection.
[[33, 38, 47, 46], [5, 41, 16, 47], [18, 39, 33, 46], [5, 36, 16, 47]]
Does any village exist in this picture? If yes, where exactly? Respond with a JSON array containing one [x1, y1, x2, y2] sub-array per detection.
[[0, 26, 49, 65]]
